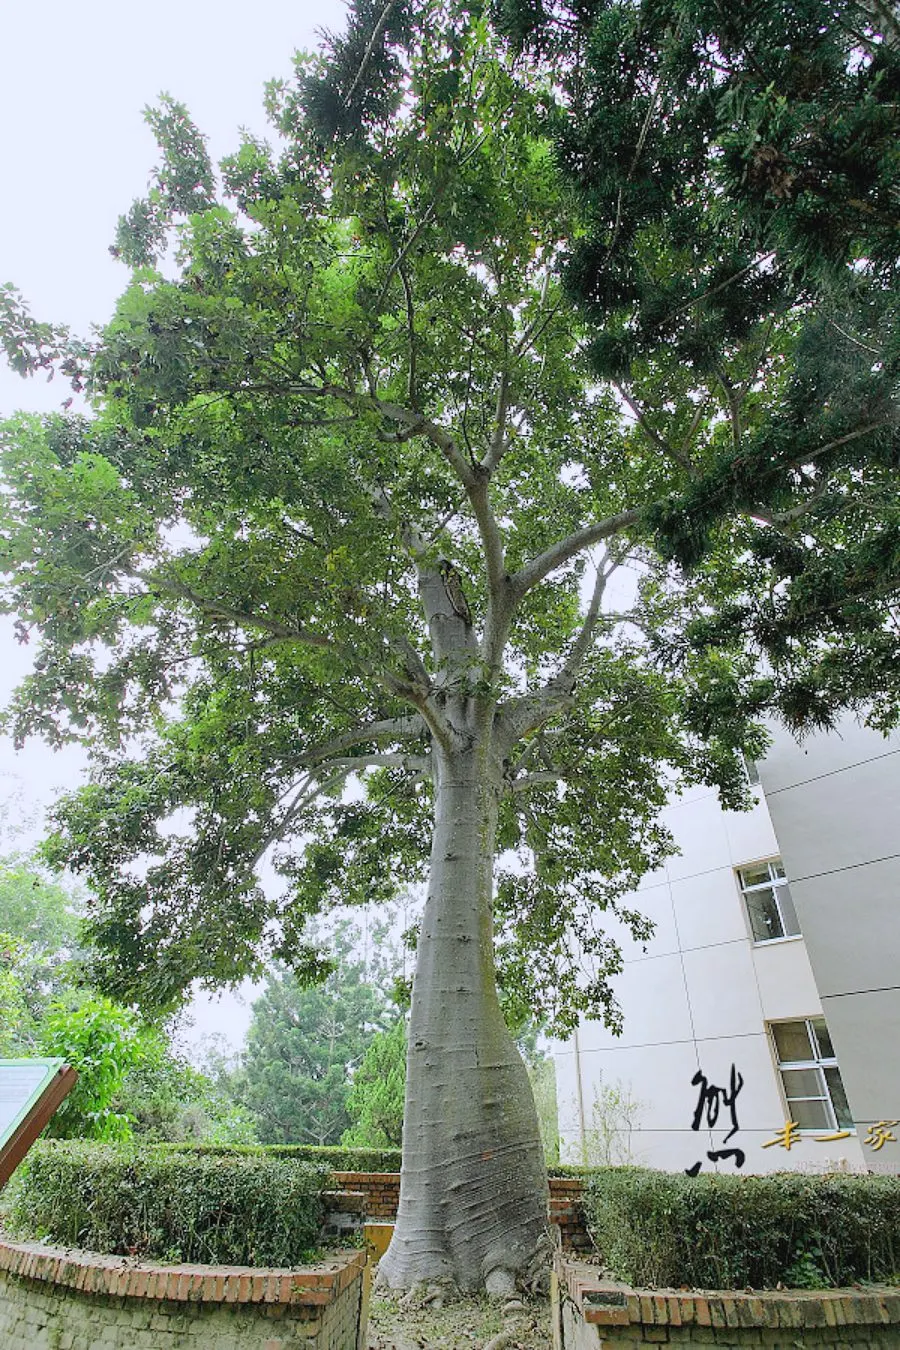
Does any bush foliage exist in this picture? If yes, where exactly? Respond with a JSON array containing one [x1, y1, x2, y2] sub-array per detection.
[[584, 1168, 900, 1289], [8, 1141, 328, 1265]]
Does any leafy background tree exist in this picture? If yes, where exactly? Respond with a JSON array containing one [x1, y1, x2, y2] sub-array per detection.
[[236, 916, 404, 1145], [110, 1027, 259, 1145], [0, 852, 258, 1143], [0, 934, 35, 1055], [0, 854, 85, 1029], [39, 996, 145, 1141]]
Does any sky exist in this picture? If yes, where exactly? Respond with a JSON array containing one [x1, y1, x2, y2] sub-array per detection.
[[0, 0, 346, 1046]]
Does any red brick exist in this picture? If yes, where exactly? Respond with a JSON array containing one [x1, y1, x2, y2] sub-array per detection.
[[721, 1296, 740, 1327], [112, 1267, 131, 1297]]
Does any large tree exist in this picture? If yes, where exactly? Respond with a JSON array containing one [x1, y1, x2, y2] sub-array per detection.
[[1, 0, 897, 1292]]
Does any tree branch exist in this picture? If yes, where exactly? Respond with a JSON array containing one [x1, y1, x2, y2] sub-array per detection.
[[510, 509, 641, 600], [751, 477, 828, 527], [343, 0, 399, 109], [512, 268, 561, 361], [250, 768, 349, 869], [506, 769, 563, 794], [149, 574, 333, 647], [150, 569, 439, 725], [315, 752, 431, 776], [480, 368, 512, 476], [553, 553, 615, 689], [374, 205, 439, 312], [292, 715, 429, 770], [786, 422, 891, 471], [498, 554, 619, 748]]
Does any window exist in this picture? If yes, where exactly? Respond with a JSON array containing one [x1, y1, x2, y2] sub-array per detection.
[[770, 1018, 853, 1131], [741, 753, 761, 787], [737, 859, 800, 942]]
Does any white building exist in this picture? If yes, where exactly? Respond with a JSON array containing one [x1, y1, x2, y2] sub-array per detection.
[[554, 716, 900, 1176]]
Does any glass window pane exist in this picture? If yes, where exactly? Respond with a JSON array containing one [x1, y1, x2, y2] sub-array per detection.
[[740, 863, 774, 889], [775, 883, 801, 937], [773, 1021, 814, 1063], [746, 887, 785, 941], [811, 1017, 835, 1060], [824, 1068, 854, 1129], [791, 1098, 831, 1130], [771, 859, 786, 879], [782, 1067, 826, 1098]]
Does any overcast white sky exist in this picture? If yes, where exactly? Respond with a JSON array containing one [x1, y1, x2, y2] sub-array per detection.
[[1, 0, 346, 1045]]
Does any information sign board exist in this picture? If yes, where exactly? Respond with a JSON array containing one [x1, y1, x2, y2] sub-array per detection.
[[0, 1059, 78, 1189]]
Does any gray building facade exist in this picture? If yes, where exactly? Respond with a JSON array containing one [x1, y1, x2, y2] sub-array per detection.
[[554, 717, 900, 1175]]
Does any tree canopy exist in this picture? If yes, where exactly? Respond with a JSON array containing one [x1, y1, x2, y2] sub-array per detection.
[[342, 1016, 407, 1148], [1, 4, 766, 1034]]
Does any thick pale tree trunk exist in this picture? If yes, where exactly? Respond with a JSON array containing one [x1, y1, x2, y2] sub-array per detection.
[[378, 734, 549, 1294]]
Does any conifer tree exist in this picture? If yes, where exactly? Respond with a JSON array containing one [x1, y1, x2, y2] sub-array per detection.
[[493, 0, 900, 727]]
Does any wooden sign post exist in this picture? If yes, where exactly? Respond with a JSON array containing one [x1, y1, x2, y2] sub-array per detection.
[[0, 1059, 78, 1189]]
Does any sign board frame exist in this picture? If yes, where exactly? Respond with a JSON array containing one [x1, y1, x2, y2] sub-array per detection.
[[0, 1059, 78, 1189]]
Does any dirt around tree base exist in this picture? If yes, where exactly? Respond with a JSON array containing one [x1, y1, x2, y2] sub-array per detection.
[[367, 1286, 552, 1350]]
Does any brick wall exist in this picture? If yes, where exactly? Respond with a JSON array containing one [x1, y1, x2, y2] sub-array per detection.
[[0, 1237, 367, 1350], [331, 1171, 591, 1250], [549, 1177, 591, 1252], [333, 1172, 401, 1221], [556, 1255, 900, 1348]]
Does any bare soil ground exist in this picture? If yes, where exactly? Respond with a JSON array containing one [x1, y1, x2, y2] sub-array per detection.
[[367, 1287, 553, 1350]]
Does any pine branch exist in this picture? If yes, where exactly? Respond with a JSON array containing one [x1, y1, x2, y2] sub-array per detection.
[[615, 382, 694, 472]]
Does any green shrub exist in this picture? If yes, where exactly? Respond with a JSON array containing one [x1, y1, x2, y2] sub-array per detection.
[[8, 1140, 328, 1266], [39, 996, 146, 1140], [583, 1168, 900, 1289]]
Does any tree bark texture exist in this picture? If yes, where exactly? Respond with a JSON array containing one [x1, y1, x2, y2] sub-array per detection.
[[378, 737, 550, 1293]]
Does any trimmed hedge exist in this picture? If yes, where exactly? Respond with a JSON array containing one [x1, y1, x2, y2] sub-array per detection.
[[155, 1142, 591, 1179], [154, 1141, 404, 1173], [584, 1167, 900, 1289], [6, 1140, 329, 1266]]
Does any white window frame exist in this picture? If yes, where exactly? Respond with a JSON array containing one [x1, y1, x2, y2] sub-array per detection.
[[769, 1017, 853, 1133], [737, 858, 800, 943]]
